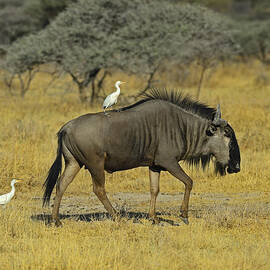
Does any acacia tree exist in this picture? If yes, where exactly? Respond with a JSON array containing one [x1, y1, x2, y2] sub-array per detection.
[[117, 2, 237, 97], [2, 33, 46, 96], [3, 0, 237, 102], [176, 4, 238, 98], [41, 0, 192, 103]]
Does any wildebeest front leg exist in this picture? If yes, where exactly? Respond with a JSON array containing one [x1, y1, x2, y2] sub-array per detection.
[[162, 161, 193, 225], [89, 159, 118, 219], [149, 168, 160, 224]]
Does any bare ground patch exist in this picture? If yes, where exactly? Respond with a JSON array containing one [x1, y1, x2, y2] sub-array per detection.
[[31, 191, 270, 227]]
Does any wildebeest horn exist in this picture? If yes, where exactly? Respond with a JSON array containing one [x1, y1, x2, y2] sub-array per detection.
[[213, 104, 221, 123], [213, 104, 227, 127]]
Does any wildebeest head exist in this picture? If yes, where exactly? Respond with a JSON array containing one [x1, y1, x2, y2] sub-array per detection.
[[205, 105, 241, 176]]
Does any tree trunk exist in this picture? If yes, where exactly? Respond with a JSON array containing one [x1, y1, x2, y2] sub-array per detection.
[[3, 72, 15, 96], [18, 69, 38, 98], [90, 78, 96, 105], [136, 65, 159, 98], [97, 70, 110, 96], [258, 41, 267, 64], [196, 65, 207, 99], [68, 68, 100, 104], [78, 84, 89, 103]]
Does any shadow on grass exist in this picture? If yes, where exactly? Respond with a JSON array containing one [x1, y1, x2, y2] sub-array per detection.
[[31, 211, 181, 226]]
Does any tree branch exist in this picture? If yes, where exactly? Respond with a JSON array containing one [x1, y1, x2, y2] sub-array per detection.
[[67, 71, 82, 87], [135, 64, 159, 98], [97, 70, 110, 95]]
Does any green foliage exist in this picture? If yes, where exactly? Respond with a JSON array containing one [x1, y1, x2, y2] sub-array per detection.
[[176, 5, 237, 63], [0, 0, 76, 46], [6, 0, 235, 72], [182, 0, 233, 12], [176, 0, 270, 20], [24, 0, 77, 27], [235, 20, 270, 64], [251, 0, 270, 20], [4, 31, 53, 74], [0, 0, 36, 46]]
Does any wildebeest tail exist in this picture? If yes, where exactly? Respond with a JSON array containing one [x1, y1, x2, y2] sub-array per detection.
[[42, 131, 64, 207]]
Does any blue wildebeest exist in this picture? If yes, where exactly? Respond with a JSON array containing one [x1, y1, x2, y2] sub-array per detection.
[[43, 89, 240, 226]]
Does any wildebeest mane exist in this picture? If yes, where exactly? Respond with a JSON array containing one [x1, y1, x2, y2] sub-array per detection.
[[120, 88, 216, 121]]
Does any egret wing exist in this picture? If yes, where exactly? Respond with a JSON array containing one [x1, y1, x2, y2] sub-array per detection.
[[0, 193, 9, 204], [103, 93, 115, 109]]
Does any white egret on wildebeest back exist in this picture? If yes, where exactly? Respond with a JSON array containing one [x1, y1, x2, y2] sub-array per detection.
[[103, 81, 125, 114]]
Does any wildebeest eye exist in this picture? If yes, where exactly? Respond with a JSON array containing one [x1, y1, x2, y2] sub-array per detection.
[[206, 124, 217, 136], [224, 126, 231, 137]]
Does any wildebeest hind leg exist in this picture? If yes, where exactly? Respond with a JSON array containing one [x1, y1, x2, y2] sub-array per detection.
[[89, 159, 118, 219], [52, 147, 80, 227], [148, 168, 160, 224]]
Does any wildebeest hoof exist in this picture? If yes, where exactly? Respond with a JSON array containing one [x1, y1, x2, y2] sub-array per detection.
[[150, 217, 160, 225], [54, 219, 63, 227], [180, 216, 189, 225], [132, 218, 143, 224], [112, 213, 121, 222]]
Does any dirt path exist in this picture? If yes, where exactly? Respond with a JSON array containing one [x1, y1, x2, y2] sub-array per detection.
[[31, 191, 270, 225]]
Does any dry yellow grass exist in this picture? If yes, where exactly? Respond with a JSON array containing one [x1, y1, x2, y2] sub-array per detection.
[[0, 62, 270, 269]]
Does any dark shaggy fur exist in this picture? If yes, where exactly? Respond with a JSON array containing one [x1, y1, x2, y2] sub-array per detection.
[[42, 131, 64, 206], [121, 88, 216, 121]]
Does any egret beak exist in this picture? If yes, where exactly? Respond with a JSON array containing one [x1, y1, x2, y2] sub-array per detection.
[[15, 180, 23, 183], [120, 82, 126, 84]]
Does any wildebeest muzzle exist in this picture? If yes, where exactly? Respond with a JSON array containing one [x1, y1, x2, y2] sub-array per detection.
[[227, 163, 240, 174]]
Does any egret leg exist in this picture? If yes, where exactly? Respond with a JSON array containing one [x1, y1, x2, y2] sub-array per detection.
[[103, 108, 110, 116]]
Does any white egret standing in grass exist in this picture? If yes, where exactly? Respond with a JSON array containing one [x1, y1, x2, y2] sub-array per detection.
[[103, 81, 125, 114], [0, 179, 22, 207]]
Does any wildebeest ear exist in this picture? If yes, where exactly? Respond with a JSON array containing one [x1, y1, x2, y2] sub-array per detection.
[[206, 124, 217, 136]]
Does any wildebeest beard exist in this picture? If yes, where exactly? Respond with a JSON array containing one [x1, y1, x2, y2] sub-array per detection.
[[215, 161, 227, 176], [187, 155, 227, 176]]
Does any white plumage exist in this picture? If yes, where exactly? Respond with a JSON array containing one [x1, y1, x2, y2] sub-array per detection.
[[0, 179, 22, 206], [103, 81, 125, 113]]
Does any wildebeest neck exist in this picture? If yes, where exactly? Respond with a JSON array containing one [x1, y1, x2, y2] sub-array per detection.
[[118, 100, 210, 163], [167, 104, 209, 161]]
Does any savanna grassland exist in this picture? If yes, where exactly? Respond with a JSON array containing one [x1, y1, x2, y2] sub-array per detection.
[[0, 62, 270, 269]]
